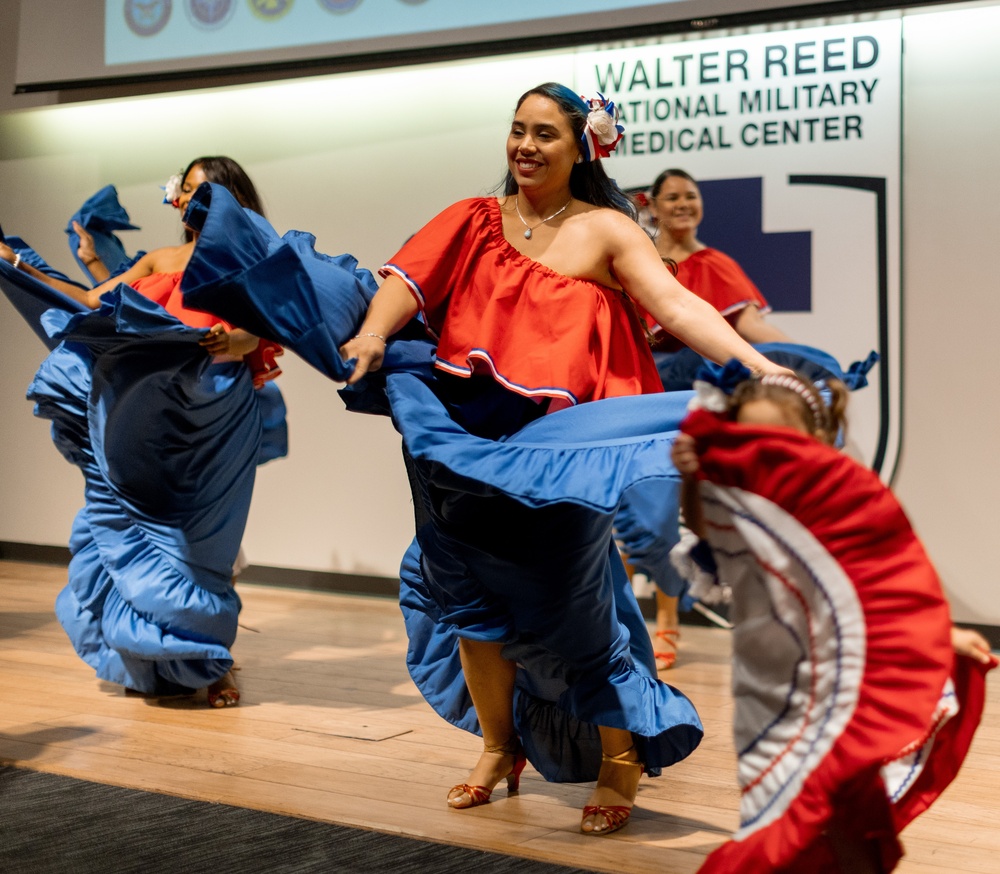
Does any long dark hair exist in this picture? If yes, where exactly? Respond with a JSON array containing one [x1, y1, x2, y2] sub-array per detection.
[[501, 83, 636, 221], [650, 167, 698, 200], [180, 156, 263, 242], [182, 156, 265, 216]]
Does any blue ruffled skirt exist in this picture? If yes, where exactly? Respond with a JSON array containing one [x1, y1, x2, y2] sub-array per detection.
[[391, 374, 703, 780], [180, 182, 704, 779], [1, 240, 287, 695]]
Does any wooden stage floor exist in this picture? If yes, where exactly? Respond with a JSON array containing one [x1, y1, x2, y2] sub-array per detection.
[[1, 560, 997, 873]]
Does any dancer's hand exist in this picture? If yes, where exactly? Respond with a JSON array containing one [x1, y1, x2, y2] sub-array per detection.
[[751, 359, 797, 379], [200, 324, 233, 354], [201, 325, 259, 357], [339, 333, 386, 384], [0, 241, 18, 265], [671, 433, 700, 477], [73, 222, 98, 265], [73, 222, 111, 281], [951, 626, 998, 665]]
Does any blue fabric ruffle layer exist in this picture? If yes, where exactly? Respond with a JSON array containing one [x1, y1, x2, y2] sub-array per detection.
[[615, 343, 880, 600], [65, 185, 143, 285], [1, 239, 288, 695], [179, 182, 705, 781], [181, 183, 377, 383]]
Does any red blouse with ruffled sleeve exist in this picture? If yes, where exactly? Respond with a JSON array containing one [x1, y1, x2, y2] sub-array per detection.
[[380, 198, 661, 410], [643, 248, 770, 353]]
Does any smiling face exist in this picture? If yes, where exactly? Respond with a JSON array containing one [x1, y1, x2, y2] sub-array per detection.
[[649, 174, 703, 235], [506, 94, 581, 195], [177, 163, 209, 215]]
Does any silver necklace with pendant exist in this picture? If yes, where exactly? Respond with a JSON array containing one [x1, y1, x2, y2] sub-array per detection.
[[514, 194, 572, 239]]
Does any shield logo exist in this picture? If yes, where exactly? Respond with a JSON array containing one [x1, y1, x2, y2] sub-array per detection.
[[578, 19, 902, 479]]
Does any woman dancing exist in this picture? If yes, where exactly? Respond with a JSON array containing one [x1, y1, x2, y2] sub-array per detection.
[[637, 168, 786, 668], [2, 156, 271, 367], [645, 168, 789, 348], [670, 366, 995, 871], [337, 83, 794, 834], [0, 156, 282, 707], [619, 167, 872, 672]]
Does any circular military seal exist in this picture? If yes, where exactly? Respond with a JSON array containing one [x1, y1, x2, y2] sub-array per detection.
[[124, 0, 173, 37], [185, 0, 237, 29], [316, 0, 362, 13], [249, 0, 294, 19]]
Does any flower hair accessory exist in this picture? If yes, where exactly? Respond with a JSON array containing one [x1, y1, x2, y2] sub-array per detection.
[[579, 92, 625, 161], [162, 172, 183, 208]]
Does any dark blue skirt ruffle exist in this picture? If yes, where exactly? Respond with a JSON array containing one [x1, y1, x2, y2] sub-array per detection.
[[2, 241, 287, 695], [177, 182, 704, 780]]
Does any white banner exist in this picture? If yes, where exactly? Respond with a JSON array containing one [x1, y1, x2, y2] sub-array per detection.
[[575, 19, 902, 479]]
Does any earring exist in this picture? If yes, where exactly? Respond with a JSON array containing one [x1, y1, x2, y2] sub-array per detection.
[[575, 154, 584, 164]]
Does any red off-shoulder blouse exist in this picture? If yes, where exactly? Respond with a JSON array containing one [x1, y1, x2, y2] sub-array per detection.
[[380, 198, 662, 410]]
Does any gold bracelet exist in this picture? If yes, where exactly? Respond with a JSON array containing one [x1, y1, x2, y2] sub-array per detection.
[[355, 332, 387, 344]]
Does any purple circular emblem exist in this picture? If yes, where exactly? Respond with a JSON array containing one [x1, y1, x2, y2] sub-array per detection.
[[316, 0, 362, 13], [185, 0, 237, 29], [250, 0, 294, 18], [124, 0, 173, 37]]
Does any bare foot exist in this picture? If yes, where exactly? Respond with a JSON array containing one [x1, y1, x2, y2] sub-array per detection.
[[207, 670, 240, 708]]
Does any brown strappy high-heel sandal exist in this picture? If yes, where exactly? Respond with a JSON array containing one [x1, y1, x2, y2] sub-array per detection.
[[581, 744, 644, 836], [654, 628, 680, 670], [207, 670, 240, 708], [447, 736, 527, 809]]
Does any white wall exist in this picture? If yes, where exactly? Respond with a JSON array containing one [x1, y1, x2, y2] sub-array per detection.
[[1, 2, 997, 623], [0, 48, 576, 577], [894, 2, 1000, 623]]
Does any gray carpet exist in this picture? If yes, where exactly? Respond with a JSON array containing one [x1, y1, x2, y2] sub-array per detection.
[[0, 766, 600, 874]]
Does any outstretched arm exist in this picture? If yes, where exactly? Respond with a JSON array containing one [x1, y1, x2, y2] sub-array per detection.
[[607, 218, 789, 376], [1, 240, 103, 304], [338, 274, 420, 385], [1, 240, 158, 309], [733, 304, 792, 344]]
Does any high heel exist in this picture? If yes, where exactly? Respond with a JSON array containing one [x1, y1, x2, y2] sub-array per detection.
[[447, 736, 527, 809], [207, 671, 240, 708], [654, 628, 680, 670], [581, 744, 644, 836]]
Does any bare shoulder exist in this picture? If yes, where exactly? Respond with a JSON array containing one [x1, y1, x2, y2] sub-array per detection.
[[571, 204, 647, 246], [556, 204, 658, 289], [147, 241, 195, 273]]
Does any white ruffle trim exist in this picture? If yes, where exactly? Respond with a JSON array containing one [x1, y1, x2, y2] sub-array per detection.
[[670, 528, 732, 605]]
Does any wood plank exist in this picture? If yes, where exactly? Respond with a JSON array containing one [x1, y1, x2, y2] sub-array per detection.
[[1, 559, 997, 874]]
